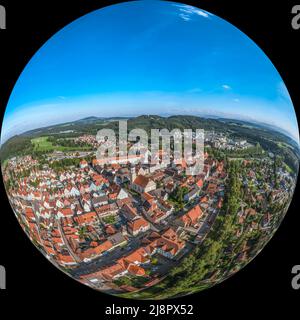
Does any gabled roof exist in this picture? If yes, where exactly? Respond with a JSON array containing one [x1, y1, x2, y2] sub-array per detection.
[[59, 208, 73, 216], [75, 211, 97, 224], [133, 175, 152, 188], [187, 205, 202, 223], [127, 264, 146, 276], [180, 205, 203, 225], [119, 247, 149, 267], [122, 203, 138, 219], [128, 217, 150, 232], [93, 240, 113, 255]]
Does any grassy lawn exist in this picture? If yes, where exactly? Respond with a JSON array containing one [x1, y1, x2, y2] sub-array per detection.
[[103, 215, 117, 224]]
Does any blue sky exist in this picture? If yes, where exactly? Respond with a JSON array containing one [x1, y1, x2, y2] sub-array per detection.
[[1, 0, 299, 143]]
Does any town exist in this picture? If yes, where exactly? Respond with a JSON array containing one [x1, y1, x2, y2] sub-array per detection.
[[1, 116, 298, 298]]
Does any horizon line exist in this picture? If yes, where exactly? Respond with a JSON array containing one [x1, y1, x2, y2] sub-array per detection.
[[1, 113, 299, 146]]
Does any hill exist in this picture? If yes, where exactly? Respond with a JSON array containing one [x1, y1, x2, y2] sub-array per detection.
[[1, 115, 299, 172]]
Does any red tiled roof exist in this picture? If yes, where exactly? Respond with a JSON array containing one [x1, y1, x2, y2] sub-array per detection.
[[57, 254, 76, 264], [75, 211, 97, 224], [127, 264, 146, 276], [196, 179, 203, 188], [186, 205, 203, 223], [93, 240, 113, 255], [25, 207, 35, 219], [133, 175, 151, 188], [128, 217, 150, 232], [142, 192, 154, 201], [59, 208, 73, 216]]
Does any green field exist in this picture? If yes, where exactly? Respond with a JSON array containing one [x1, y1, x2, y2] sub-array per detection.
[[31, 136, 89, 152], [32, 137, 56, 151], [1, 158, 9, 168]]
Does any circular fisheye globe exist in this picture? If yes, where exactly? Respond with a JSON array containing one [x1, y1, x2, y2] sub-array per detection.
[[1, 1, 299, 299]]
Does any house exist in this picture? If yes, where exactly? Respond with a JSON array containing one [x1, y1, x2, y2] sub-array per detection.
[[106, 224, 117, 235], [81, 263, 127, 283], [206, 182, 218, 195], [184, 187, 199, 202], [95, 203, 118, 217], [74, 211, 98, 225], [56, 253, 77, 266], [138, 167, 149, 176], [149, 188, 168, 201], [100, 263, 128, 281], [142, 195, 158, 212], [64, 185, 80, 197], [145, 208, 168, 224], [24, 207, 35, 221], [115, 168, 131, 184], [177, 205, 203, 227], [196, 178, 203, 188], [80, 160, 88, 168], [117, 188, 129, 200], [108, 232, 128, 248], [165, 182, 175, 194], [145, 228, 185, 259], [127, 264, 146, 276], [122, 203, 138, 221], [157, 199, 173, 215], [93, 240, 113, 256], [80, 240, 113, 261], [119, 247, 150, 267], [70, 186, 80, 197], [74, 203, 84, 215], [131, 175, 156, 194], [57, 207, 74, 219], [141, 192, 155, 204], [127, 217, 150, 236], [92, 195, 109, 207]]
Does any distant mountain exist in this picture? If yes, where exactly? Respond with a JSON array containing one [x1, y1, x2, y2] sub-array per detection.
[[1, 114, 297, 143], [1, 114, 299, 171], [74, 116, 130, 124], [77, 116, 101, 122]]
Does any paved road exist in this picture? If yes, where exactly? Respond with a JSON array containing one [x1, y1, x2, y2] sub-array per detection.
[[58, 220, 81, 263], [70, 231, 152, 278]]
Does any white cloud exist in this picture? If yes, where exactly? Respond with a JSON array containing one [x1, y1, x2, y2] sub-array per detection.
[[179, 13, 191, 21], [174, 4, 212, 22], [222, 84, 231, 90]]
